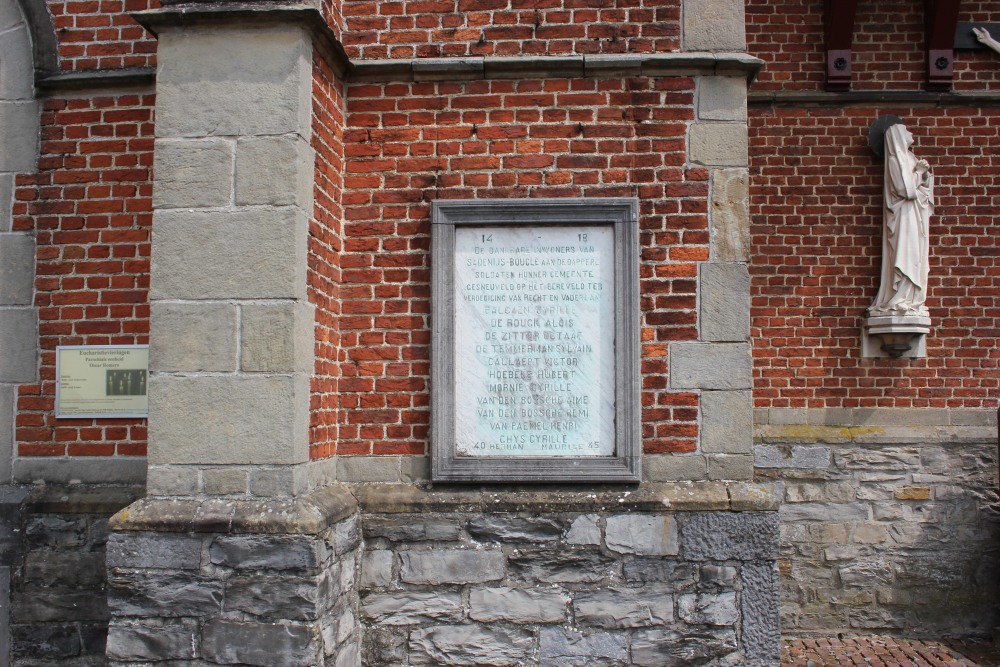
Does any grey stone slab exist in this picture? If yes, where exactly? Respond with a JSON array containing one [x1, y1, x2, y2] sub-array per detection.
[[410, 625, 533, 666], [631, 627, 738, 667], [643, 454, 708, 481], [669, 342, 752, 390], [755, 444, 831, 469], [0, 0, 23, 31], [683, 0, 746, 51], [359, 549, 393, 589], [853, 407, 950, 427], [241, 301, 314, 373], [106, 532, 203, 570], [412, 57, 484, 81], [689, 123, 748, 167], [467, 515, 564, 542], [700, 263, 750, 341], [565, 514, 601, 545], [0, 384, 12, 481], [225, 573, 323, 620], [0, 174, 13, 231], [0, 101, 39, 172], [710, 169, 750, 262], [507, 548, 617, 584], [107, 572, 222, 617], [0, 24, 35, 100], [362, 515, 463, 542], [202, 467, 248, 495], [0, 306, 36, 382], [151, 208, 307, 300], [701, 390, 752, 454], [573, 588, 673, 628], [399, 549, 504, 585], [152, 138, 233, 209], [105, 619, 198, 661], [399, 455, 429, 483], [469, 586, 567, 623], [148, 374, 309, 465], [707, 453, 753, 480], [236, 135, 313, 207], [0, 232, 34, 305], [780, 502, 869, 522], [700, 564, 738, 588], [155, 26, 312, 138], [209, 534, 321, 570], [605, 514, 678, 555], [145, 465, 199, 495], [537, 627, 627, 667], [623, 560, 698, 589], [202, 620, 318, 667], [678, 592, 738, 625], [949, 409, 999, 426], [698, 76, 747, 121], [149, 301, 237, 372], [12, 456, 146, 484], [681, 511, 778, 560], [336, 456, 401, 483]]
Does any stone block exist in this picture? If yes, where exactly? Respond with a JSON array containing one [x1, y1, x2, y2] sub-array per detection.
[[699, 76, 747, 121], [106, 619, 198, 661], [399, 549, 504, 584], [644, 454, 708, 481], [467, 515, 563, 542], [566, 514, 601, 545], [362, 515, 462, 542], [700, 263, 750, 341], [360, 549, 393, 589], [400, 455, 430, 482], [106, 532, 203, 570], [209, 534, 321, 570], [507, 548, 615, 584], [0, 1, 23, 33], [623, 560, 698, 588], [361, 591, 463, 626], [225, 573, 323, 620], [236, 135, 314, 207], [241, 301, 314, 373], [0, 174, 14, 231], [701, 564, 738, 588], [755, 444, 831, 469], [701, 390, 752, 454], [155, 26, 312, 138], [332, 514, 360, 554], [202, 467, 249, 495], [0, 232, 34, 305], [152, 138, 233, 209], [11, 589, 109, 622], [631, 627, 737, 667], [149, 301, 237, 372], [681, 512, 778, 560], [0, 101, 39, 172], [469, 586, 568, 623], [678, 592, 739, 625], [13, 456, 145, 484], [202, 620, 318, 667], [0, 25, 34, 99], [148, 374, 309, 465], [0, 306, 36, 381], [336, 456, 401, 483], [683, 0, 746, 51], [410, 625, 533, 666], [538, 627, 628, 667], [780, 502, 869, 522], [708, 453, 753, 480], [605, 514, 679, 555], [0, 384, 12, 480], [573, 588, 674, 628], [689, 123, 748, 167], [107, 572, 223, 617], [145, 465, 199, 496], [669, 342, 752, 390], [151, 208, 306, 300]]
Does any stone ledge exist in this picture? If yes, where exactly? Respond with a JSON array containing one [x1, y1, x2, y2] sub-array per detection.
[[756, 406, 998, 428], [351, 482, 778, 514], [755, 423, 997, 445], [109, 484, 357, 534]]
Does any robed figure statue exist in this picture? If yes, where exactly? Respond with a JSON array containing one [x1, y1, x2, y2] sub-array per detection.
[[868, 123, 933, 317]]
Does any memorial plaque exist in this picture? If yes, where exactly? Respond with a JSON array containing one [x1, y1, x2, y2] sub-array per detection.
[[56, 345, 149, 418], [432, 199, 640, 482]]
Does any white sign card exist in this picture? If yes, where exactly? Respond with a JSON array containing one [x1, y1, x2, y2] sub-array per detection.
[[56, 345, 149, 418]]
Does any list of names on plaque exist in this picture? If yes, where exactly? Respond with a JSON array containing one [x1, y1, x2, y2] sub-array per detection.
[[454, 225, 616, 457]]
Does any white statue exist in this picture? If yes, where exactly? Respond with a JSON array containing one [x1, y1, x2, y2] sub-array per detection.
[[868, 124, 932, 317], [973, 27, 1000, 56]]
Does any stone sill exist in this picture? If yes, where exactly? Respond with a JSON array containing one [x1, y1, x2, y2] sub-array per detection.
[[0, 484, 142, 514], [756, 424, 997, 446]]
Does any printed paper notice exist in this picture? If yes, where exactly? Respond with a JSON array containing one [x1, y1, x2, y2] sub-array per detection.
[[56, 346, 149, 418]]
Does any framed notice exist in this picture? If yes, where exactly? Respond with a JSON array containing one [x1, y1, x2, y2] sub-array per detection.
[[56, 345, 149, 418], [431, 199, 640, 482]]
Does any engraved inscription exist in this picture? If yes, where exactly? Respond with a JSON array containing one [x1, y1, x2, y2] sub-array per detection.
[[454, 225, 616, 457]]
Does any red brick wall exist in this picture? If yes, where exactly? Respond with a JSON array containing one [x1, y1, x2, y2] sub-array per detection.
[[13, 93, 154, 458], [337, 76, 702, 457], [46, 0, 158, 71], [341, 0, 679, 60]]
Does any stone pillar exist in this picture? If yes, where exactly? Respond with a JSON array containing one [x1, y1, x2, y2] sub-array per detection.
[[108, 8, 361, 665]]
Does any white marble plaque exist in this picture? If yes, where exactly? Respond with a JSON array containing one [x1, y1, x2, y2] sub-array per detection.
[[453, 225, 616, 457]]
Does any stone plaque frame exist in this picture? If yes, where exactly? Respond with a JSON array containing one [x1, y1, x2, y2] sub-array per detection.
[[431, 198, 641, 483]]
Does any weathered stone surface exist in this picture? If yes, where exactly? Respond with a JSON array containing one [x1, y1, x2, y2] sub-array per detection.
[[701, 391, 752, 456], [605, 514, 678, 555], [364, 627, 407, 665], [107, 572, 222, 617], [700, 564, 738, 589], [469, 586, 567, 623], [235, 135, 313, 207], [148, 374, 309, 465], [202, 467, 249, 495], [755, 444, 831, 469], [683, 0, 745, 51], [360, 549, 394, 589], [155, 26, 312, 138], [150, 301, 237, 372], [337, 456, 402, 483], [678, 592, 739, 625], [467, 515, 563, 542], [153, 138, 233, 209], [780, 502, 869, 522], [150, 208, 307, 300], [11, 590, 109, 623], [681, 511, 778, 560], [573, 588, 673, 628], [710, 168, 749, 262], [700, 263, 750, 342], [631, 627, 738, 667], [202, 620, 318, 667], [24, 550, 106, 588], [669, 342, 752, 390], [399, 549, 504, 584], [537, 627, 628, 666], [699, 76, 747, 121], [241, 301, 314, 373], [508, 548, 617, 583], [741, 562, 781, 666], [0, 232, 34, 305], [209, 534, 320, 570], [25, 515, 87, 546], [409, 625, 533, 666], [0, 101, 39, 172], [689, 123, 748, 167], [106, 532, 203, 570], [623, 559, 698, 589], [144, 464, 199, 496], [565, 514, 601, 545], [362, 592, 463, 626], [643, 453, 708, 481], [0, 174, 14, 231], [225, 573, 323, 620], [0, 306, 36, 382], [105, 619, 198, 661], [332, 514, 361, 554]]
